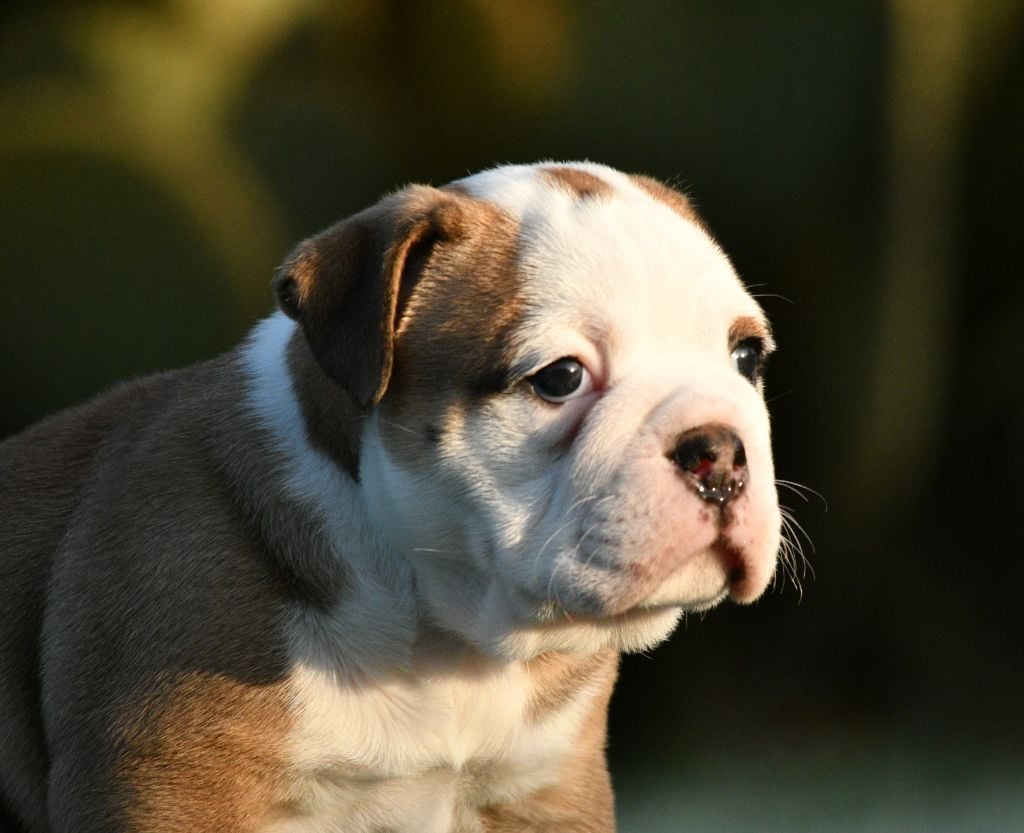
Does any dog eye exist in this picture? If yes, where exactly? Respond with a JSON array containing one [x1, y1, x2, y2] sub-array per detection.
[[531, 358, 592, 403], [731, 338, 763, 384]]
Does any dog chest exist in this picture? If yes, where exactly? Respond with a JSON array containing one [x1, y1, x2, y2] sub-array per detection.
[[270, 659, 597, 832]]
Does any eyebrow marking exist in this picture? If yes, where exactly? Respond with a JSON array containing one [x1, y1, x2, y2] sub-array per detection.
[[729, 315, 774, 351], [468, 356, 540, 397]]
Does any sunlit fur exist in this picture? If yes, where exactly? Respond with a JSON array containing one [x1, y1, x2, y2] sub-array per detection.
[[240, 162, 783, 829], [359, 163, 781, 660]]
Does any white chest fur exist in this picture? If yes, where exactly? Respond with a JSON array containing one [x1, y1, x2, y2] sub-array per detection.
[[268, 651, 596, 833]]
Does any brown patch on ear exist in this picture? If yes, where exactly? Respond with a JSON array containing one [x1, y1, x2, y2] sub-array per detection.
[[375, 194, 526, 469], [272, 245, 318, 320], [285, 327, 364, 477], [272, 186, 469, 409], [541, 166, 614, 200], [118, 671, 294, 832], [629, 173, 712, 234]]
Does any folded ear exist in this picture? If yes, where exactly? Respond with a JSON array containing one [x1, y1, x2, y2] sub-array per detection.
[[272, 186, 464, 408]]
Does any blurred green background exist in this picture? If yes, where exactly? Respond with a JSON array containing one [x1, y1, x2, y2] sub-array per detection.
[[2, 1, 1023, 829]]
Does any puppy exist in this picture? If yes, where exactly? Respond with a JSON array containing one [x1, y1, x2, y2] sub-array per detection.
[[0, 162, 781, 832]]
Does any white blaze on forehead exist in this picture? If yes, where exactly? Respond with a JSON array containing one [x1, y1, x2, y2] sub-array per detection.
[[454, 161, 627, 212], [457, 161, 763, 375]]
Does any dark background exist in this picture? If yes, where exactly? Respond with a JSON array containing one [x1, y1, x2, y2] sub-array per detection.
[[2, 2, 1022, 829]]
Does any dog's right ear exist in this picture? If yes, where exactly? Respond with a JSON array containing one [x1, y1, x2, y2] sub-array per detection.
[[272, 186, 464, 409]]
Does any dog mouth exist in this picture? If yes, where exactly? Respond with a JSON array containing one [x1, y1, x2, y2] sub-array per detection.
[[526, 538, 744, 624], [520, 583, 729, 647]]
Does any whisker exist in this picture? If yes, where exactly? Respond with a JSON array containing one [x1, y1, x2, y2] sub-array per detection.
[[750, 292, 794, 306], [575, 522, 605, 574], [780, 506, 816, 560], [545, 558, 573, 622], [372, 415, 422, 438], [775, 479, 828, 511], [772, 503, 816, 600], [544, 514, 611, 620], [531, 494, 605, 582]]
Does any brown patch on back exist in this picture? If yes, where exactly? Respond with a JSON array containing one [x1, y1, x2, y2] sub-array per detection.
[[629, 173, 711, 234], [541, 166, 614, 200], [118, 671, 295, 832], [212, 355, 353, 609], [0, 356, 324, 827]]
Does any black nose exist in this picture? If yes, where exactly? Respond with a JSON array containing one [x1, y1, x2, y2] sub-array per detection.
[[671, 424, 748, 507]]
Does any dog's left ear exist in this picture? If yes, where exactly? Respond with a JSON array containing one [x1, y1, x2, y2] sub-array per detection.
[[272, 186, 464, 409]]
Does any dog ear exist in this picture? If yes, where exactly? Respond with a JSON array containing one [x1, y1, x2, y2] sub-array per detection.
[[272, 186, 463, 409]]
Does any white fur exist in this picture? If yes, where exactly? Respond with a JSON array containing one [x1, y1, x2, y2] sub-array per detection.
[[243, 314, 419, 673], [242, 162, 781, 830], [243, 311, 602, 832], [243, 312, 353, 511], [271, 649, 602, 832], [361, 162, 781, 660]]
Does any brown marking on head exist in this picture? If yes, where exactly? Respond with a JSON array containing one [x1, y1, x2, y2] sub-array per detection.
[[275, 185, 525, 476], [374, 193, 527, 468], [629, 173, 712, 235], [118, 671, 295, 831], [540, 166, 614, 200]]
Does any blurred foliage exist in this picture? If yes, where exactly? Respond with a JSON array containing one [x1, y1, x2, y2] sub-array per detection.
[[2, 0, 1024, 818]]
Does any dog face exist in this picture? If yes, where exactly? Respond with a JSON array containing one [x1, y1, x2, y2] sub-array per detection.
[[277, 163, 780, 661]]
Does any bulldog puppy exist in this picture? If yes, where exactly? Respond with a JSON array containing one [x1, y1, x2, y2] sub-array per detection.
[[0, 162, 781, 833]]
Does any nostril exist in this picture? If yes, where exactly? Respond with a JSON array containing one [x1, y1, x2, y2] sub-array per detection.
[[672, 435, 715, 473], [670, 424, 748, 507]]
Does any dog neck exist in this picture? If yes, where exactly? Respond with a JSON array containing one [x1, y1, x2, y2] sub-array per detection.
[[238, 313, 426, 673]]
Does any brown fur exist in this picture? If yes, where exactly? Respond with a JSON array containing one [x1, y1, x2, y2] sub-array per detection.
[[526, 648, 619, 724], [375, 190, 527, 468], [480, 659, 618, 832], [274, 187, 484, 411], [541, 166, 615, 200], [0, 360, 302, 830], [628, 173, 709, 234], [2, 168, 718, 831], [729, 315, 772, 348], [274, 185, 524, 477], [118, 672, 294, 832], [286, 330, 366, 477]]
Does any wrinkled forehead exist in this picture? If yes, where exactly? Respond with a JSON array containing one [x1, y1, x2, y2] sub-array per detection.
[[454, 163, 766, 361]]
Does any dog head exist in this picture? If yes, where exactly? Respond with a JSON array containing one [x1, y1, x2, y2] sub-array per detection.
[[274, 162, 781, 661]]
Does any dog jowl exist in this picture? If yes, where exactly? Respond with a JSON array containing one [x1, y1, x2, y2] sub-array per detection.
[[0, 162, 781, 832]]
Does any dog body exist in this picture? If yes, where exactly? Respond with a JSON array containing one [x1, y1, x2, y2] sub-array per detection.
[[0, 162, 780, 832]]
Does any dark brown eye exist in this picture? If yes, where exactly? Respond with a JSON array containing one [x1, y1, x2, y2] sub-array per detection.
[[731, 338, 763, 384], [531, 358, 592, 403]]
